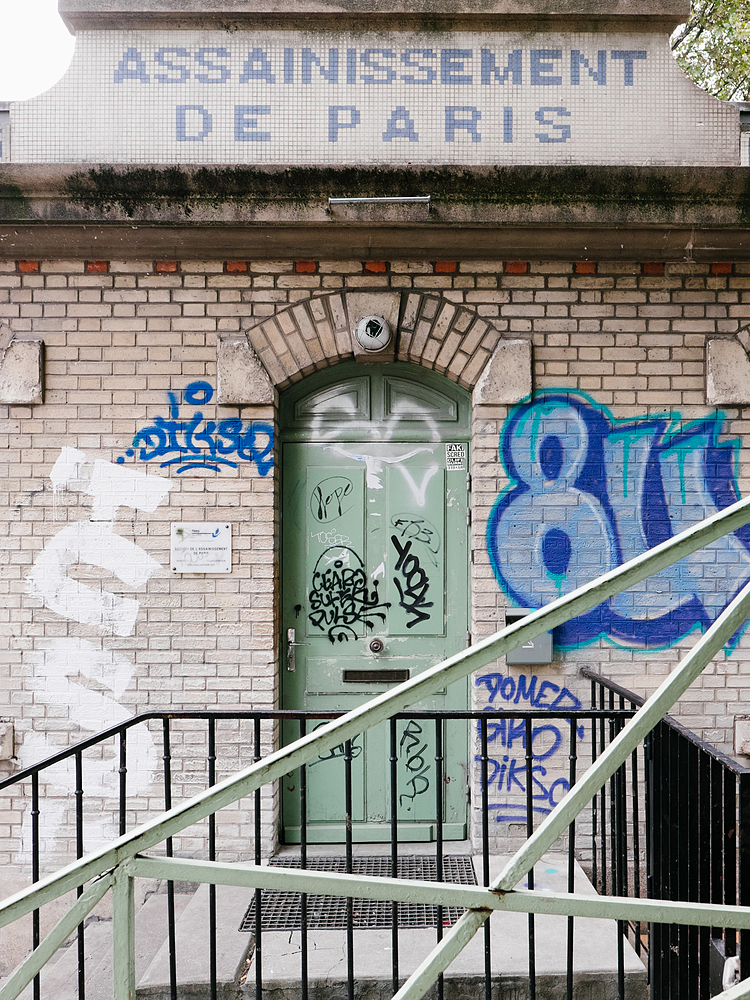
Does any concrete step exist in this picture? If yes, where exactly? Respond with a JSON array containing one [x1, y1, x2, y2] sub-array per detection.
[[1, 887, 193, 1000], [243, 853, 647, 1000], [136, 883, 252, 1000]]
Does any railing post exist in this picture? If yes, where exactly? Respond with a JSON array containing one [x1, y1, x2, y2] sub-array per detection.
[[739, 772, 750, 981], [112, 869, 136, 1000]]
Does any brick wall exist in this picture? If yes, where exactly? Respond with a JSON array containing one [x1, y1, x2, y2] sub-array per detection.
[[1, 256, 749, 866]]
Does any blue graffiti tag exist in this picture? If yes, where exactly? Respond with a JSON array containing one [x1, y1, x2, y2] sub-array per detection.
[[474, 671, 583, 822], [117, 381, 274, 475], [487, 391, 750, 650]]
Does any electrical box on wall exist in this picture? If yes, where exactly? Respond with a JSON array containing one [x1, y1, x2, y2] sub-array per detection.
[[505, 608, 554, 665]]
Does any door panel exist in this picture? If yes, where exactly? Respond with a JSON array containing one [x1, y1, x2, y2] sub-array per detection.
[[281, 367, 470, 842]]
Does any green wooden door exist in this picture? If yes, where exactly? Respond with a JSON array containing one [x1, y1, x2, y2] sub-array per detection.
[[281, 364, 471, 842]]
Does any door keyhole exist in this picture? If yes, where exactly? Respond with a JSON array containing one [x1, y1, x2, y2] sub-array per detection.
[[369, 639, 384, 654]]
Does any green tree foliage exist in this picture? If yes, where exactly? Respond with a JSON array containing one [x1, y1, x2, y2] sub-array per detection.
[[672, 0, 750, 101]]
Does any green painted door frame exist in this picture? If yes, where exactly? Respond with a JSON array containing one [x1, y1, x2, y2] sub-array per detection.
[[280, 363, 471, 842]]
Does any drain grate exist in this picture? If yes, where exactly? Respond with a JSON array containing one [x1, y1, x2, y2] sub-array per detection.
[[239, 855, 477, 931]]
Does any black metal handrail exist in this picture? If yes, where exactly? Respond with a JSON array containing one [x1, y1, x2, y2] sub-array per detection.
[[581, 666, 750, 775], [584, 666, 750, 999], [1, 706, 643, 1000]]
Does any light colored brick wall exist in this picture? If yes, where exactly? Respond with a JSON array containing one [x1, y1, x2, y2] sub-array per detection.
[[1, 256, 749, 867]]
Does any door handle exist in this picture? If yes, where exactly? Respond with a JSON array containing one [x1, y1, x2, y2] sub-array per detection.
[[286, 627, 309, 672]]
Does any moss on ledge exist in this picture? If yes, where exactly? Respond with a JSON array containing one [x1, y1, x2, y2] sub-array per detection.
[[61, 164, 750, 221]]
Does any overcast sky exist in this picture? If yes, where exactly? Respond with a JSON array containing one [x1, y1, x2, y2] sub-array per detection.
[[0, 0, 76, 102]]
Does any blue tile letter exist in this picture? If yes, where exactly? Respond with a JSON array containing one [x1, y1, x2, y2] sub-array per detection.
[[195, 48, 231, 84], [570, 50, 606, 85], [239, 49, 276, 84], [611, 50, 647, 86], [176, 105, 212, 142], [329, 106, 361, 141], [530, 50, 562, 86], [234, 105, 271, 141], [481, 49, 522, 85], [382, 107, 419, 142], [503, 107, 513, 143], [445, 106, 481, 142], [114, 48, 150, 83], [534, 106, 571, 142], [401, 50, 436, 86], [441, 49, 473, 85], [302, 49, 339, 84], [154, 48, 190, 84], [361, 50, 396, 85]]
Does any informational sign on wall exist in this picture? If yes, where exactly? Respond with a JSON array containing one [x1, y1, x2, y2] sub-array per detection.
[[11, 29, 738, 166], [171, 522, 232, 573]]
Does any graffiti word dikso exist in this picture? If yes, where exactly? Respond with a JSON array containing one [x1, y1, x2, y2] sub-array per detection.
[[308, 546, 391, 643], [487, 391, 750, 649], [475, 672, 583, 822], [117, 380, 274, 475]]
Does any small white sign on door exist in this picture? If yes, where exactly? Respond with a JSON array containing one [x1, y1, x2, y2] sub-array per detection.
[[445, 443, 466, 471], [171, 523, 232, 574]]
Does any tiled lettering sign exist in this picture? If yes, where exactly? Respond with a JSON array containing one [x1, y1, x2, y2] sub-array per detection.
[[11, 30, 737, 164]]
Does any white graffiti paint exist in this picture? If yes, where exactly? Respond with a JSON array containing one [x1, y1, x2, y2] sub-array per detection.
[[52, 445, 172, 520], [20, 449, 172, 858], [27, 521, 161, 636]]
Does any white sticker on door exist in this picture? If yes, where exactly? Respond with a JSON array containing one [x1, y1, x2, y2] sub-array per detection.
[[445, 444, 466, 471]]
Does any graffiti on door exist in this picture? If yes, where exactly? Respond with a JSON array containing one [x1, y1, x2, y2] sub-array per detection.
[[308, 546, 391, 642], [487, 391, 750, 649]]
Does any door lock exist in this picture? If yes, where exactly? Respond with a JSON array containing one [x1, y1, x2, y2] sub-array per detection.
[[286, 628, 309, 671], [369, 639, 384, 654]]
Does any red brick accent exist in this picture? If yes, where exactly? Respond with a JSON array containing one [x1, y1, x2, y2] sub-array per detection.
[[18, 260, 39, 273], [574, 261, 596, 274], [364, 261, 387, 273], [155, 260, 179, 273], [225, 261, 248, 273], [434, 261, 457, 273], [504, 261, 528, 274], [711, 262, 732, 275], [643, 262, 665, 275], [295, 260, 317, 273], [85, 260, 108, 273]]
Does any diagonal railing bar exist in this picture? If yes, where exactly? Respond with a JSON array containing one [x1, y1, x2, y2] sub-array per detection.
[[392, 909, 491, 1000], [494, 575, 750, 893], [714, 977, 750, 1000], [0, 872, 114, 1000], [125, 856, 750, 928], [4, 491, 750, 934], [388, 577, 750, 1000]]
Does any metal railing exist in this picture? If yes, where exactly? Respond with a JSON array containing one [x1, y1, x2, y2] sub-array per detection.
[[1, 705, 638, 1000], [5, 492, 750, 1000], [585, 668, 750, 999]]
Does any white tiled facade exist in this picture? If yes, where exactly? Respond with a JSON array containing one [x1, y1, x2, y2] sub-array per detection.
[[9, 29, 740, 165]]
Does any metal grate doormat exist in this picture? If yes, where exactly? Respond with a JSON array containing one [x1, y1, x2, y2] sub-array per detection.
[[239, 855, 477, 931]]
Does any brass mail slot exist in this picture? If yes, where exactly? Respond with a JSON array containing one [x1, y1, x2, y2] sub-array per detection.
[[343, 669, 409, 683]]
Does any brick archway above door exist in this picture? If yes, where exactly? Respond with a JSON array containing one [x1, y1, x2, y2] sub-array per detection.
[[215, 290, 532, 405]]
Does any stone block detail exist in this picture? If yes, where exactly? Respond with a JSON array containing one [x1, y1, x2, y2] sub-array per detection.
[[245, 291, 503, 391], [705, 338, 750, 405], [473, 339, 533, 405], [0, 721, 14, 762], [216, 334, 275, 406], [0, 335, 44, 404]]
